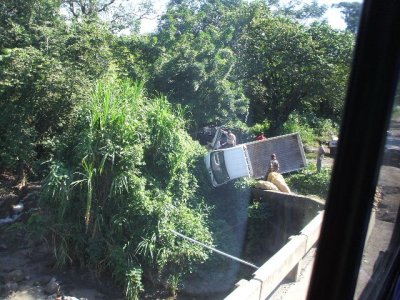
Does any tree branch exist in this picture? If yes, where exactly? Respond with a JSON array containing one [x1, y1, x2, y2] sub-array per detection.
[[97, 0, 117, 13], [66, 0, 79, 18]]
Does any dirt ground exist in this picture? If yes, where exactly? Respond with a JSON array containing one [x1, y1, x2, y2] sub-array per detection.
[[0, 174, 124, 300]]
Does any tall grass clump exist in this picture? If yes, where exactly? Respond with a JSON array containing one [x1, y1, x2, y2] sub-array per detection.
[[38, 76, 213, 299]]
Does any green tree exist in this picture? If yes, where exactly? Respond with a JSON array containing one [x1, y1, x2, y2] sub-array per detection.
[[334, 1, 362, 34], [238, 7, 354, 132], [149, 0, 251, 130], [306, 22, 354, 120], [112, 34, 160, 83], [0, 47, 91, 176], [275, 0, 328, 20], [151, 43, 249, 129], [126, 0, 353, 135], [0, 0, 61, 49], [61, 0, 154, 33], [56, 19, 113, 79], [0, 0, 114, 179]]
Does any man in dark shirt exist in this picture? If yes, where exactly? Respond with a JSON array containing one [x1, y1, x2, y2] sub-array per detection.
[[265, 153, 280, 179]]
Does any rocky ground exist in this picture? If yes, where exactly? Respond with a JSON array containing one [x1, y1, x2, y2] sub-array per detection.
[[0, 173, 124, 300]]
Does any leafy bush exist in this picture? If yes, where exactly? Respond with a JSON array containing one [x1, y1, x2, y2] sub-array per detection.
[[250, 121, 271, 137], [282, 112, 339, 146], [282, 113, 316, 145], [313, 118, 339, 143], [39, 77, 213, 299], [286, 162, 332, 199]]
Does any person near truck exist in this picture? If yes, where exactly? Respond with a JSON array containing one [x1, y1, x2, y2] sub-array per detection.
[[265, 153, 280, 179], [317, 141, 326, 172], [221, 129, 236, 148], [256, 132, 267, 141], [269, 153, 280, 172]]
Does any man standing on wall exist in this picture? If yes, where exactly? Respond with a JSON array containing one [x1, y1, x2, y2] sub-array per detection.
[[265, 153, 280, 179]]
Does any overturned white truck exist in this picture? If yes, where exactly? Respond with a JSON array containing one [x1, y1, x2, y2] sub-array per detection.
[[204, 130, 307, 187]]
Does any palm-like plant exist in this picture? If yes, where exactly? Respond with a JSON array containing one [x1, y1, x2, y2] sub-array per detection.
[[40, 76, 212, 299]]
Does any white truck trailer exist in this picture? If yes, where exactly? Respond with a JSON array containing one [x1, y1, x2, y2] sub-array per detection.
[[204, 131, 307, 187]]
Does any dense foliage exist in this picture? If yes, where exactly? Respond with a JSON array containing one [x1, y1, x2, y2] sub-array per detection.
[[39, 78, 213, 298], [115, 0, 354, 136], [0, 0, 358, 298]]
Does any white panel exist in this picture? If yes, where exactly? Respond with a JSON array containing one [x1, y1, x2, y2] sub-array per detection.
[[223, 147, 251, 180]]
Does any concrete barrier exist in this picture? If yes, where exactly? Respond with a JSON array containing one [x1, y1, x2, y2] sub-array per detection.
[[300, 211, 324, 252], [224, 211, 324, 300]]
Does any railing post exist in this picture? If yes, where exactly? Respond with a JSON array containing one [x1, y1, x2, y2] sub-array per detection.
[[286, 259, 302, 282], [286, 235, 303, 282]]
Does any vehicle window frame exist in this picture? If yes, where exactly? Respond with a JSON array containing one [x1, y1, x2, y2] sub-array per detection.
[[210, 150, 230, 185], [306, 0, 400, 299]]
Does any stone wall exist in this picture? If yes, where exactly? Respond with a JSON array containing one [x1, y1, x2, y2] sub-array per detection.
[[251, 189, 324, 228]]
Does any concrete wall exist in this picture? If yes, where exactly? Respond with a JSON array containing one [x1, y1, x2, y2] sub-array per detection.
[[249, 189, 324, 253], [225, 211, 324, 300], [251, 189, 324, 223], [224, 190, 325, 300]]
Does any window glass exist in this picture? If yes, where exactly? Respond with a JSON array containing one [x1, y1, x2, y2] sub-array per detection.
[[210, 151, 230, 184], [0, 0, 374, 299], [354, 81, 400, 299]]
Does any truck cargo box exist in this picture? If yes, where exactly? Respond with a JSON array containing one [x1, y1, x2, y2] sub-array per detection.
[[246, 133, 307, 179], [204, 132, 307, 187]]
